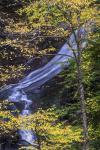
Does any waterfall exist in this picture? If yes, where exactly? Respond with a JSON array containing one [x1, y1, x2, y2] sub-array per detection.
[[8, 89, 36, 145], [0, 28, 87, 145]]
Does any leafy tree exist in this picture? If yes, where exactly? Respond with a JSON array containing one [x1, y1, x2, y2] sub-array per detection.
[[0, 101, 82, 150], [19, 0, 98, 149], [0, 0, 99, 150]]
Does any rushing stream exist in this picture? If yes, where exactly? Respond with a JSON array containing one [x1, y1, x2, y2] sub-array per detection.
[[0, 28, 87, 146], [9, 90, 35, 145]]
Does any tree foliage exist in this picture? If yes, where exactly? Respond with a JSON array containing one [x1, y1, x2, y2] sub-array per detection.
[[0, 0, 99, 149]]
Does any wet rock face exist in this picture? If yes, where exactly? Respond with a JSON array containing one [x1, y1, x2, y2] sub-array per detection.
[[0, 138, 19, 150], [0, 127, 19, 150]]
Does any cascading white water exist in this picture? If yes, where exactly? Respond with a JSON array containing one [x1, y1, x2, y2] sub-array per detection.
[[19, 94, 36, 145], [9, 89, 36, 145], [0, 28, 87, 145]]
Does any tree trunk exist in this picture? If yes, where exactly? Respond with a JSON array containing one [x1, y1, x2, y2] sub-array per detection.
[[77, 57, 89, 150], [35, 123, 41, 150], [37, 139, 41, 150]]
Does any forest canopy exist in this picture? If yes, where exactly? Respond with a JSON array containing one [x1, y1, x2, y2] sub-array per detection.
[[0, 0, 100, 150]]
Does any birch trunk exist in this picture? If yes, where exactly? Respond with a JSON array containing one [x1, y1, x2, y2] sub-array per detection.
[[77, 53, 89, 150]]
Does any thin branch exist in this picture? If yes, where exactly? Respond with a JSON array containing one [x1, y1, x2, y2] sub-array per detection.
[[2, 32, 66, 41], [65, 40, 78, 64], [34, 52, 73, 58]]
